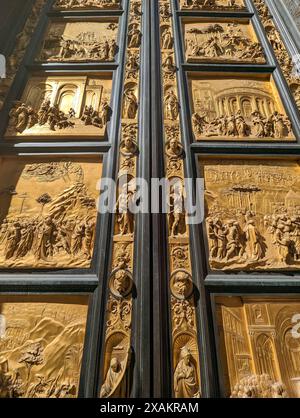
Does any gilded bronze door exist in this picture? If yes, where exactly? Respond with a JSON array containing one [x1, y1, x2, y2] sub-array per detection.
[[0, 0, 300, 399]]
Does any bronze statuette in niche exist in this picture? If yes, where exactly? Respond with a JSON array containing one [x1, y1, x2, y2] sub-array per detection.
[[201, 158, 300, 271], [0, 157, 102, 269], [0, 295, 88, 398], [216, 296, 300, 398], [180, 0, 246, 11], [190, 74, 295, 142], [184, 20, 266, 64], [38, 20, 118, 63], [53, 0, 121, 10], [5, 75, 112, 139]]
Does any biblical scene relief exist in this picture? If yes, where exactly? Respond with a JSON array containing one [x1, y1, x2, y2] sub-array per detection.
[[0, 157, 101, 269], [180, 0, 246, 11], [201, 159, 300, 271], [38, 21, 118, 63], [0, 296, 88, 398], [184, 20, 265, 64], [53, 0, 121, 10], [190, 74, 295, 141], [216, 297, 300, 398], [5, 75, 112, 139]]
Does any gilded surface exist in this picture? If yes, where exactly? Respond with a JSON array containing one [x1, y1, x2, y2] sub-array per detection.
[[190, 74, 295, 141], [0, 296, 88, 398], [99, 0, 142, 398], [53, 0, 121, 10], [5, 75, 112, 139], [0, 0, 47, 110], [201, 158, 300, 271], [184, 20, 265, 64], [216, 297, 300, 398], [38, 20, 118, 63], [180, 0, 246, 11], [160, 0, 201, 398], [0, 157, 102, 269]]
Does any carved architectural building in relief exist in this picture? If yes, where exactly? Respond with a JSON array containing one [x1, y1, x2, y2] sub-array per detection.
[[0, 157, 101, 269], [180, 0, 246, 11], [216, 297, 300, 398], [53, 0, 121, 10], [190, 74, 295, 141], [201, 158, 300, 271], [0, 296, 88, 398], [38, 21, 118, 62], [5, 76, 112, 139], [184, 20, 266, 64]]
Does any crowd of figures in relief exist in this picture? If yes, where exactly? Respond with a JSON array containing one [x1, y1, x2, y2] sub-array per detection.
[[204, 160, 300, 270], [185, 22, 265, 64], [0, 161, 99, 268], [39, 22, 118, 62], [181, 0, 246, 10], [53, 0, 121, 9]]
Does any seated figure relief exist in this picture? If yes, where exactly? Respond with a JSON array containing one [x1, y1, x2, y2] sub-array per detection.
[[0, 159, 101, 269], [5, 76, 112, 139], [38, 22, 118, 63], [185, 22, 265, 64], [190, 75, 295, 141], [203, 159, 300, 271], [181, 0, 246, 10], [53, 0, 121, 10]]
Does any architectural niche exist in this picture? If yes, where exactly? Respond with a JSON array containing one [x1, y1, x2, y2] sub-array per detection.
[[216, 297, 300, 398], [6, 76, 112, 139]]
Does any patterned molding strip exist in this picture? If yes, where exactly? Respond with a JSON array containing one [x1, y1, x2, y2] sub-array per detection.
[[99, 0, 142, 399], [159, 0, 201, 399]]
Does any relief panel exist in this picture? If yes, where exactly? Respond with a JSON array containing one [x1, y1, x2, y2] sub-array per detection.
[[200, 158, 300, 271], [0, 295, 89, 398], [180, 0, 246, 11], [0, 156, 102, 269], [216, 296, 300, 398], [183, 19, 266, 64], [5, 75, 113, 139], [38, 20, 119, 63], [190, 73, 295, 142], [53, 0, 122, 10]]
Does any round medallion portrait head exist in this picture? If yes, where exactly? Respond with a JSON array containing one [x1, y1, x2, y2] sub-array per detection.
[[170, 269, 193, 300], [109, 268, 133, 298]]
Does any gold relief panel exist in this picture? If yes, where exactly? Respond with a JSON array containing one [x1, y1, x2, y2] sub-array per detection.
[[5, 75, 113, 139], [180, 0, 246, 11], [190, 73, 295, 142], [200, 158, 300, 271], [183, 19, 266, 64], [216, 296, 300, 398], [0, 295, 89, 398], [38, 20, 119, 63], [53, 0, 122, 10], [0, 156, 102, 269]]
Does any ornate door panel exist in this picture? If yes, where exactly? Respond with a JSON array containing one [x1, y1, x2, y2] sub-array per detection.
[[1, 0, 300, 399]]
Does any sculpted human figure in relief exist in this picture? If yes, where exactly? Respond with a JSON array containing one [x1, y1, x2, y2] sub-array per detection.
[[174, 347, 199, 398]]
